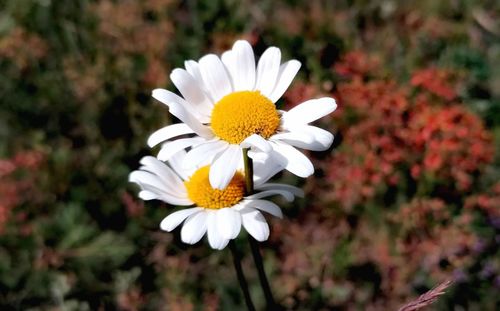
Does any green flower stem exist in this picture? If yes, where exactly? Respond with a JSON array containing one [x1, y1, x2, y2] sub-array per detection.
[[242, 148, 254, 194], [243, 148, 277, 310], [248, 235, 277, 310], [229, 240, 256, 311]]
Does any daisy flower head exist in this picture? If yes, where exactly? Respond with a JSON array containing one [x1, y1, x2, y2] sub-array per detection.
[[128, 151, 303, 250], [149, 40, 337, 189]]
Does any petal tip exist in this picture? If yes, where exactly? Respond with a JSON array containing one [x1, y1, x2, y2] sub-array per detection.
[[159, 220, 174, 232], [151, 88, 164, 98]]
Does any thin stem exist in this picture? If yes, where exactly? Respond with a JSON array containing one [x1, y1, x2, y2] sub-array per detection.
[[229, 240, 256, 311], [248, 236, 277, 310], [242, 148, 277, 310], [242, 148, 254, 194]]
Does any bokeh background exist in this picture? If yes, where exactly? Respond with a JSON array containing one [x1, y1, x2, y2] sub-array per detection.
[[1, 0, 499, 310]]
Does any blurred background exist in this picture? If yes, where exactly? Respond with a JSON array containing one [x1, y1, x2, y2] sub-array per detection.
[[0, 0, 499, 310]]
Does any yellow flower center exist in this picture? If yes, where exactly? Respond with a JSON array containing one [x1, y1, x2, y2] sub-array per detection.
[[184, 166, 245, 209], [210, 91, 280, 144]]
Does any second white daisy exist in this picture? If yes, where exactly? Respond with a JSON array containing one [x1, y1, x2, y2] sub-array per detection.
[[129, 151, 303, 250]]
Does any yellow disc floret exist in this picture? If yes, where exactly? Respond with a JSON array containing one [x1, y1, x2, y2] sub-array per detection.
[[184, 166, 245, 209], [211, 91, 280, 144]]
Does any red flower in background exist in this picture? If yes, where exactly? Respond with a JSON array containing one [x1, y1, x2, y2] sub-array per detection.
[[334, 51, 380, 79], [0, 150, 44, 235], [322, 54, 494, 209], [464, 183, 500, 219], [325, 78, 411, 209], [408, 98, 493, 190], [410, 68, 458, 101], [270, 51, 497, 308]]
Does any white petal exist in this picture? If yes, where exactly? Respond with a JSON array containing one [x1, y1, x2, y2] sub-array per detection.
[[221, 50, 236, 89], [157, 193, 193, 206], [273, 126, 333, 151], [241, 208, 270, 242], [130, 173, 192, 205], [138, 190, 158, 200], [130, 167, 191, 205], [183, 140, 229, 169], [247, 149, 269, 162], [168, 150, 193, 181], [160, 207, 202, 232], [240, 134, 272, 152], [139, 184, 194, 206], [270, 132, 322, 152], [181, 211, 208, 244], [139, 156, 185, 191], [247, 189, 294, 202], [244, 200, 283, 218], [129, 170, 164, 189], [209, 145, 242, 190], [270, 131, 314, 146], [152, 89, 214, 138], [216, 207, 242, 239], [301, 125, 334, 150], [252, 154, 285, 186], [185, 60, 212, 101], [157, 137, 205, 161], [231, 40, 256, 91], [253, 166, 284, 186], [268, 60, 301, 103], [134, 168, 189, 204], [270, 142, 314, 178], [198, 54, 233, 102], [147, 123, 194, 148], [131, 171, 193, 206], [207, 211, 230, 250], [254, 47, 281, 97], [255, 183, 304, 198], [185, 60, 204, 85], [156, 194, 193, 206], [282, 97, 337, 126], [171, 68, 213, 120]]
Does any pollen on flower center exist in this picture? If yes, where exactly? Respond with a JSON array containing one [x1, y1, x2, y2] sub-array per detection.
[[184, 166, 245, 209], [210, 91, 280, 144]]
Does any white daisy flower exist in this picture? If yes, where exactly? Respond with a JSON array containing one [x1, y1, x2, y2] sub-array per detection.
[[148, 40, 337, 189], [129, 151, 303, 250]]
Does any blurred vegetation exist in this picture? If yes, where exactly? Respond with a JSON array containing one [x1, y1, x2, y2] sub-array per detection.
[[0, 0, 499, 309]]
